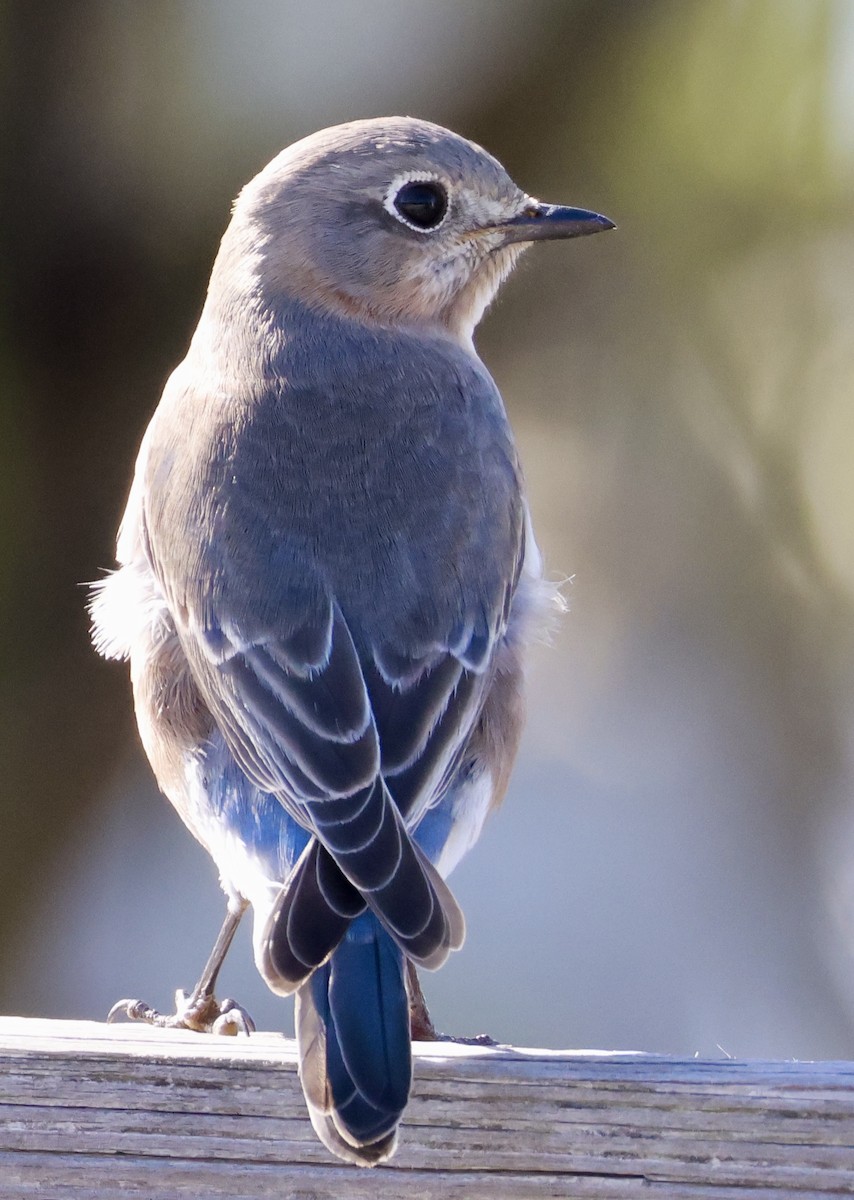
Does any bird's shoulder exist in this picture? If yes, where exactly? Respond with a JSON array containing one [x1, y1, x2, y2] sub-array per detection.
[[139, 320, 524, 664]]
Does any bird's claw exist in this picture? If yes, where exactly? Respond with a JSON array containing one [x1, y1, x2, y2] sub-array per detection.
[[107, 997, 171, 1027], [107, 989, 255, 1036], [210, 996, 256, 1036], [170, 988, 256, 1035]]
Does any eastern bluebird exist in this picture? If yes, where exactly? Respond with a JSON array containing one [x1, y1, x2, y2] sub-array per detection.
[[90, 117, 614, 1164]]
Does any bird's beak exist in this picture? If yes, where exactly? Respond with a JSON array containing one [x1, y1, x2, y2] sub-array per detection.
[[494, 201, 616, 244]]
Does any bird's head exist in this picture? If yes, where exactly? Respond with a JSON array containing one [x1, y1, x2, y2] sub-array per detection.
[[217, 116, 614, 343]]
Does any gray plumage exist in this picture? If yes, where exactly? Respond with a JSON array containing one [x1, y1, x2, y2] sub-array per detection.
[[91, 116, 613, 1165]]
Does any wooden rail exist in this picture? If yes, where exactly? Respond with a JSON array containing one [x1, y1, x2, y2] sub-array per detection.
[[0, 1016, 852, 1197]]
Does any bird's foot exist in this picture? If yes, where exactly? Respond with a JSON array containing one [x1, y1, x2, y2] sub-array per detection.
[[435, 1032, 498, 1047], [107, 989, 256, 1036], [406, 961, 496, 1045], [410, 1011, 498, 1047]]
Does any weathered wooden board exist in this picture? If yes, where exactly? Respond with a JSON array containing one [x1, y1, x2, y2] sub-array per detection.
[[0, 1017, 852, 1197]]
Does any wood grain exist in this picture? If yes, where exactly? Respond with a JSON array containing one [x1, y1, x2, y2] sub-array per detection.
[[0, 1017, 852, 1197]]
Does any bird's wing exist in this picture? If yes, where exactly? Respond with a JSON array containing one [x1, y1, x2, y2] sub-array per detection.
[[170, 588, 464, 969], [140, 340, 524, 969]]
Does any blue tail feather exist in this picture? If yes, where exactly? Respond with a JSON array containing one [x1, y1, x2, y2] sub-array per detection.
[[329, 918, 410, 1114], [296, 912, 411, 1165]]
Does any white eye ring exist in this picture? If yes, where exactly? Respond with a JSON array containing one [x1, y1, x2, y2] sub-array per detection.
[[384, 171, 449, 233]]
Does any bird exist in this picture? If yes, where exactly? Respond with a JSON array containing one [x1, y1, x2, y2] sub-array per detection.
[[90, 116, 614, 1166]]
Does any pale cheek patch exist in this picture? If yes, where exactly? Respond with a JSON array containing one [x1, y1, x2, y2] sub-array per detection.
[[406, 254, 469, 311], [467, 191, 531, 227]]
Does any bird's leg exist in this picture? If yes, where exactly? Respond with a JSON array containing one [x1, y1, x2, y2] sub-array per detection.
[[406, 959, 497, 1046], [108, 904, 255, 1036], [406, 959, 439, 1040]]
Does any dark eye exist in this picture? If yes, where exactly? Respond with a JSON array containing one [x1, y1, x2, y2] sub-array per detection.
[[393, 181, 448, 230]]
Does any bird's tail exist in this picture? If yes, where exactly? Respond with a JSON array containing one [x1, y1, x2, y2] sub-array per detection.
[[259, 835, 464, 995], [295, 911, 410, 1166]]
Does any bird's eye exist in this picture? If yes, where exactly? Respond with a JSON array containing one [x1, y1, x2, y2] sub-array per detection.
[[393, 181, 448, 230]]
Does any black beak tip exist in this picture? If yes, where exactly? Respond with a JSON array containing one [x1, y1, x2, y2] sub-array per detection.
[[550, 205, 617, 236], [504, 203, 617, 242]]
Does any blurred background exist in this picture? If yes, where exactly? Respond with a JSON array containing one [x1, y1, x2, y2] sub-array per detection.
[[3, 0, 854, 1060]]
